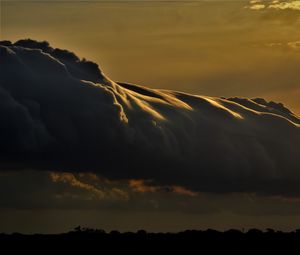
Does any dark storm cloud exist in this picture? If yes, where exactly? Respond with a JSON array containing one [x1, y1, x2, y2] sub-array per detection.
[[0, 39, 300, 196]]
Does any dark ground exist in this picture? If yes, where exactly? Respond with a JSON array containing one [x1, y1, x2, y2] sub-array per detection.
[[1, 228, 300, 254]]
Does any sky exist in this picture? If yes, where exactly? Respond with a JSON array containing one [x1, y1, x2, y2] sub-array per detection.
[[1, 1, 300, 233], [1, 0, 300, 114]]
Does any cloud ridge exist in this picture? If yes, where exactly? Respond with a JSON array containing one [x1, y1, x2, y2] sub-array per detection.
[[0, 39, 300, 196]]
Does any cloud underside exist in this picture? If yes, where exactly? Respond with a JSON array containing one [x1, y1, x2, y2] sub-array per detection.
[[0, 39, 300, 196]]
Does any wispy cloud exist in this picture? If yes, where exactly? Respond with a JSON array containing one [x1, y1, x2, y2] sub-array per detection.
[[247, 0, 300, 11], [50, 172, 129, 201], [129, 179, 198, 197], [269, 0, 300, 10], [249, 4, 266, 10], [266, 40, 300, 50], [287, 40, 300, 49]]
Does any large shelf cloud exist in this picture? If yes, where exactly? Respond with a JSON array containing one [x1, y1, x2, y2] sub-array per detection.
[[0, 39, 300, 196]]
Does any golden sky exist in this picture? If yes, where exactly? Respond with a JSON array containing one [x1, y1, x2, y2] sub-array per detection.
[[2, 1, 300, 114]]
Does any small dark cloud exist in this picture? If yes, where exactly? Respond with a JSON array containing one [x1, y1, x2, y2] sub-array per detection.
[[0, 39, 300, 196]]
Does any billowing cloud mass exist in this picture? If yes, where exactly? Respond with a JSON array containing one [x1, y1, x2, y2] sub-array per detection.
[[1, 39, 300, 196]]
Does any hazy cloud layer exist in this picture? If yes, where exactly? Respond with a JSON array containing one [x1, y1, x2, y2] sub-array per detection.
[[3, 169, 300, 228], [1, 40, 300, 196]]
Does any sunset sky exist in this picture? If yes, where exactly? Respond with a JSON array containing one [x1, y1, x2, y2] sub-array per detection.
[[1, 1, 300, 233], [2, 0, 300, 114]]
